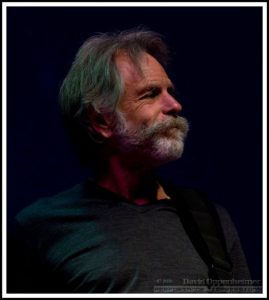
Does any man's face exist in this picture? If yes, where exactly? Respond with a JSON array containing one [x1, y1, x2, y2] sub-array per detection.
[[112, 52, 189, 167]]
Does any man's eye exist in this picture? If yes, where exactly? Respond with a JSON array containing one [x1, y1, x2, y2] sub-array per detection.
[[141, 88, 160, 99]]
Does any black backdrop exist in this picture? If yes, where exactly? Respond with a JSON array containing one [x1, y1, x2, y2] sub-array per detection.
[[7, 6, 263, 281]]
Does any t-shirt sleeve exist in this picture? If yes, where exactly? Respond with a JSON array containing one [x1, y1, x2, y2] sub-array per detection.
[[7, 221, 39, 292], [7, 220, 56, 293], [215, 205, 251, 280]]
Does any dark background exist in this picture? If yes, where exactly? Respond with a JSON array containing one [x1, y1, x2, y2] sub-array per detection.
[[7, 6, 263, 281]]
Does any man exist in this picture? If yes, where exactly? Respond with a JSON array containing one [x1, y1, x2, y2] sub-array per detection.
[[8, 29, 251, 293]]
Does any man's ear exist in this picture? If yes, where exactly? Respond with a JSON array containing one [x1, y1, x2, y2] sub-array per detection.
[[87, 109, 113, 139]]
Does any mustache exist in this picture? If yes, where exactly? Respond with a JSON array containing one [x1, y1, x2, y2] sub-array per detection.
[[142, 116, 190, 139]]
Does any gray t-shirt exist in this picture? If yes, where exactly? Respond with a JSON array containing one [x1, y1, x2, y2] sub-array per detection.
[[8, 179, 251, 293]]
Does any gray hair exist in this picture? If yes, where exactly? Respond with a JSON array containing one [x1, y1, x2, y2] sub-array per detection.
[[59, 28, 170, 165]]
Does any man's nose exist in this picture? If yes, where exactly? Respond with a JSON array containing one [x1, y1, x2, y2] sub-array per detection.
[[161, 92, 182, 116]]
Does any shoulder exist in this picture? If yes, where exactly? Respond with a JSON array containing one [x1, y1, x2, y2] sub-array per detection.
[[16, 183, 84, 227], [15, 179, 113, 233], [163, 183, 240, 252]]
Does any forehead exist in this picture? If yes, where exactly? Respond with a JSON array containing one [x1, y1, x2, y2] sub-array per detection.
[[115, 52, 171, 89]]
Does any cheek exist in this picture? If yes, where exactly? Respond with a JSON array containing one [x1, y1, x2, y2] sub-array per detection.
[[126, 102, 161, 126]]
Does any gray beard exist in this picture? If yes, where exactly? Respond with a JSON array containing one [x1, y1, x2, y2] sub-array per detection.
[[113, 112, 190, 166]]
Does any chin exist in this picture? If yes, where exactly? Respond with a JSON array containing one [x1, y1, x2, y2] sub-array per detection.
[[151, 137, 185, 165]]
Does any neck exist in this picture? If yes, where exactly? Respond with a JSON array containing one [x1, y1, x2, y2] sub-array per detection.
[[93, 154, 170, 205]]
